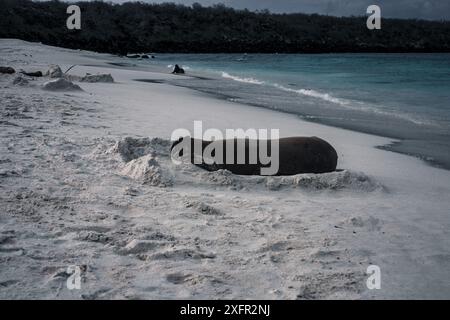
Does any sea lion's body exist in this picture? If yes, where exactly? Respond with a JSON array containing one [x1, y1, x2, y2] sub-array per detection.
[[171, 136, 338, 176], [172, 64, 185, 74]]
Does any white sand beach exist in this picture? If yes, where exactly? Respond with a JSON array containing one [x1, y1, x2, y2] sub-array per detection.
[[0, 39, 449, 299]]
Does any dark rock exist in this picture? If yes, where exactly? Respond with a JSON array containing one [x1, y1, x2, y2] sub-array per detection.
[[0, 66, 15, 74], [20, 71, 43, 77], [46, 65, 62, 78]]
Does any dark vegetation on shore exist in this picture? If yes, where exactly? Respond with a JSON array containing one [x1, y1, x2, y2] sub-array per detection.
[[1, 0, 450, 55]]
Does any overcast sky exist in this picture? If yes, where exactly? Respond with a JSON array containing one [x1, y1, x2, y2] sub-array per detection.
[[98, 0, 450, 20]]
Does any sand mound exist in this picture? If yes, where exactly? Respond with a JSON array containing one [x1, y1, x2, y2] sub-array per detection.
[[263, 170, 383, 192], [119, 154, 172, 187], [111, 137, 170, 162], [42, 78, 82, 91], [109, 136, 382, 192], [196, 168, 382, 192], [12, 76, 30, 86], [109, 137, 172, 187]]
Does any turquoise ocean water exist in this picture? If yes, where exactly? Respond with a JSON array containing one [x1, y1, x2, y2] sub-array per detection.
[[142, 53, 450, 169]]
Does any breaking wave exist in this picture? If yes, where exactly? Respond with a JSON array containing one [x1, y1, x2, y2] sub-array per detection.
[[221, 72, 265, 85], [273, 83, 348, 106], [217, 72, 430, 126]]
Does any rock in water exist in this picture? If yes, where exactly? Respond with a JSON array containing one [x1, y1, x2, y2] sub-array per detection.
[[0, 66, 15, 74], [42, 78, 82, 91], [46, 65, 63, 78]]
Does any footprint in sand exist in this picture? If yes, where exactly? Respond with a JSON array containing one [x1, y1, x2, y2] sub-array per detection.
[[151, 248, 216, 260], [166, 272, 192, 285]]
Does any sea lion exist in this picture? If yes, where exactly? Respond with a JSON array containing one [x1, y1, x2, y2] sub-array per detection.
[[172, 64, 185, 74], [171, 136, 338, 176]]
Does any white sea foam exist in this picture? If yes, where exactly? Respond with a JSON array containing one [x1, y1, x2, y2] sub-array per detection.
[[218, 71, 430, 126], [220, 72, 347, 105], [273, 83, 348, 106], [272, 83, 431, 126], [221, 72, 265, 85]]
